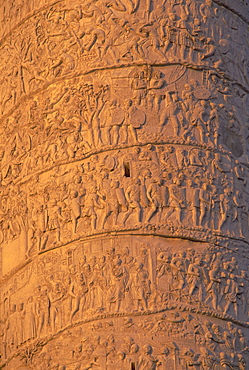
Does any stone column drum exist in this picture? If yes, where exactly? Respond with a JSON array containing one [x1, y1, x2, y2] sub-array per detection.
[[0, 0, 249, 369]]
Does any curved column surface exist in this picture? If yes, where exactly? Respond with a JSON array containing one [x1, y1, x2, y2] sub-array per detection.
[[1, 0, 249, 369]]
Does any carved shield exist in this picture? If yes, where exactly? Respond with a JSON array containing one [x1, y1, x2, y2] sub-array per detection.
[[131, 109, 146, 128], [194, 87, 211, 100], [112, 108, 125, 126], [116, 187, 127, 208], [103, 155, 116, 171]]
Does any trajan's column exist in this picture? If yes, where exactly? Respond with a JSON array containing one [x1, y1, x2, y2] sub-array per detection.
[[1, 0, 249, 369]]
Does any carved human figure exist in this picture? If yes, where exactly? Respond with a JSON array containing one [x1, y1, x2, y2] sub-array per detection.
[[83, 26, 105, 59], [176, 148, 189, 170], [187, 256, 204, 302], [160, 92, 184, 136], [207, 102, 219, 147], [122, 99, 139, 144], [131, 71, 147, 106], [210, 186, 220, 231], [223, 274, 241, 318], [240, 270, 249, 319], [69, 272, 88, 322], [170, 253, 186, 299], [160, 12, 177, 59], [16, 302, 25, 347], [70, 190, 82, 234], [182, 83, 195, 119], [107, 258, 127, 312], [188, 100, 209, 143], [7, 304, 18, 353], [238, 354, 246, 370], [128, 262, 151, 311], [31, 203, 48, 252], [83, 185, 103, 230], [103, 99, 124, 146], [48, 280, 65, 332], [24, 296, 37, 341], [101, 177, 120, 228], [160, 146, 178, 171], [219, 188, 233, 232], [156, 253, 173, 301], [36, 285, 50, 337], [168, 178, 185, 223], [199, 346, 216, 370], [138, 22, 165, 59], [89, 84, 108, 148], [48, 199, 62, 244], [93, 256, 108, 309], [147, 70, 165, 112], [186, 179, 200, 227], [199, 183, 211, 228], [123, 179, 142, 225], [232, 190, 244, 237], [182, 348, 201, 370], [177, 14, 193, 61], [146, 178, 162, 223], [206, 262, 220, 310], [138, 344, 159, 370]]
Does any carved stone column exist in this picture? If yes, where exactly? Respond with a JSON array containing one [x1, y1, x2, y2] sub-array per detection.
[[1, 0, 249, 369]]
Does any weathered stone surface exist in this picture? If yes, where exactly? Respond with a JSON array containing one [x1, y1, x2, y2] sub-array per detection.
[[1, 0, 249, 369]]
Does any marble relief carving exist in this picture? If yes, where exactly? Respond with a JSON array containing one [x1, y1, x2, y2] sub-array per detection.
[[0, 0, 249, 369]]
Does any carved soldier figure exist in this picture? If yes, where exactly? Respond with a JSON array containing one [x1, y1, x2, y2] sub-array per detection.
[[70, 190, 82, 234], [219, 188, 234, 232], [187, 256, 204, 302], [48, 199, 62, 244], [123, 99, 139, 144], [186, 179, 200, 227], [199, 183, 211, 228], [131, 71, 147, 106], [101, 178, 120, 228], [168, 177, 185, 223], [224, 274, 242, 318], [123, 178, 142, 225], [160, 12, 177, 59], [232, 190, 244, 237], [146, 178, 162, 223], [103, 99, 124, 146], [188, 100, 209, 143], [206, 262, 221, 310], [147, 70, 165, 112], [32, 203, 48, 252], [156, 252, 172, 293], [170, 253, 186, 297], [83, 185, 104, 230], [160, 145, 178, 171], [129, 262, 151, 311], [138, 344, 159, 370], [160, 92, 184, 136], [177, 13, 193, 61]]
